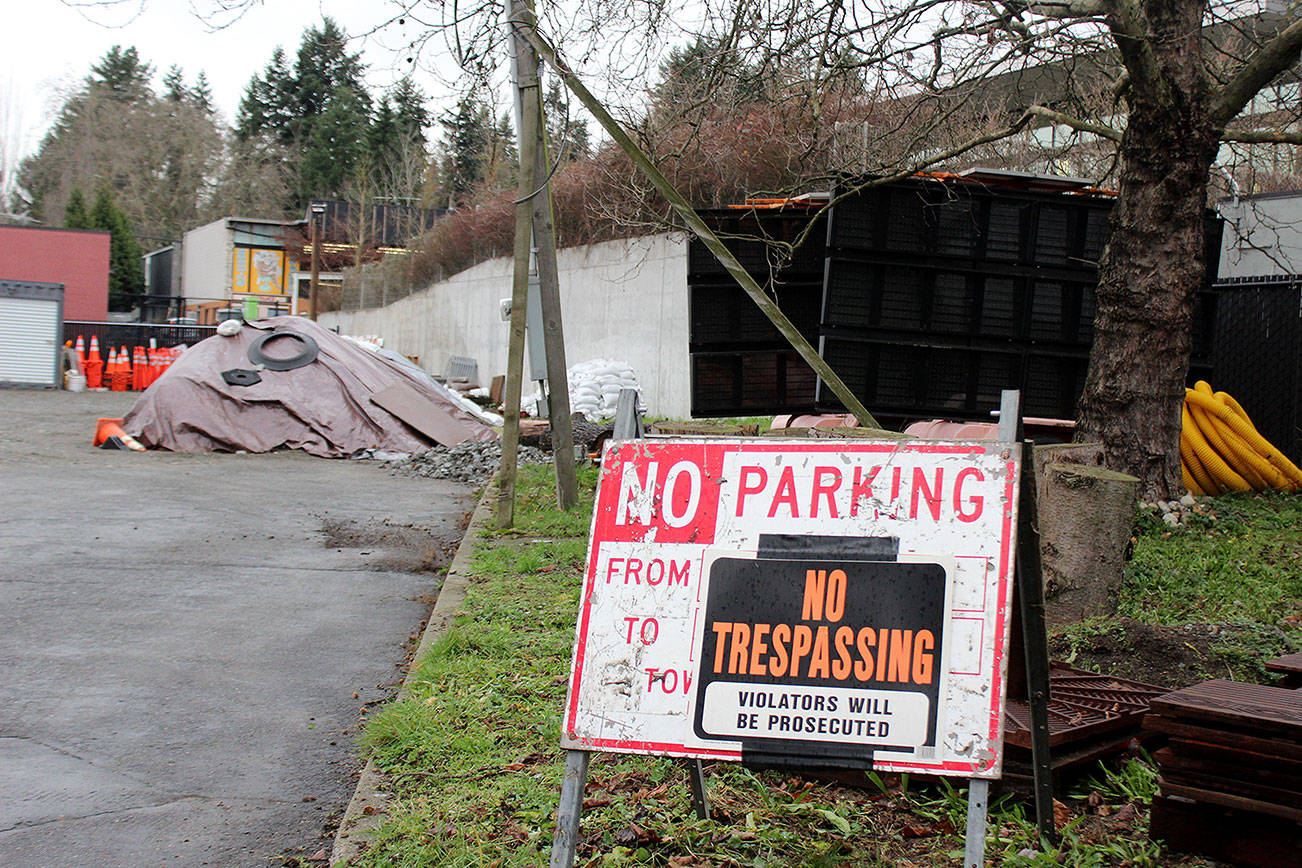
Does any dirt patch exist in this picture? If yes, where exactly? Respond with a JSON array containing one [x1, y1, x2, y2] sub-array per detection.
[[1048, 619, 1287, 689], [318, 516, 466, 573]]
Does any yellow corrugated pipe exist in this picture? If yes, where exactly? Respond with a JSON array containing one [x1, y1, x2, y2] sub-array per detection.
[[1180, 382, 1302, 496]]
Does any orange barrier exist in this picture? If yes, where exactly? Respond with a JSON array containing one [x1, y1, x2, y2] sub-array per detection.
[[92, 417, 146, 451]]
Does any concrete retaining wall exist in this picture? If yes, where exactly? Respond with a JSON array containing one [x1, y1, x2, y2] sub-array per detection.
[[321, 233, 692, 418]]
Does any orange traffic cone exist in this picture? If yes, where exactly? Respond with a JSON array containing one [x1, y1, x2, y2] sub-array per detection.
[[92, 417, 146, 451], [75, 335, 86, 369], [86, 336, 104, 389]]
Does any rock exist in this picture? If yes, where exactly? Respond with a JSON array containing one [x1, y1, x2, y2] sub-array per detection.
[[1162, 512, 1180, 527], [384, 440, 548, 486], [1179, 493, 1197, 507]]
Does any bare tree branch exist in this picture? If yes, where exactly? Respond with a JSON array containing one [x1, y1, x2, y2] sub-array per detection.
[[1027, 103, 1123, 141], [1221, 127, 1302, 145], [1211, 14, 1302, 127]]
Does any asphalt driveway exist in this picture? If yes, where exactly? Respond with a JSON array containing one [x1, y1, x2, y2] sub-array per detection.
[[0, 388, 474, 866]]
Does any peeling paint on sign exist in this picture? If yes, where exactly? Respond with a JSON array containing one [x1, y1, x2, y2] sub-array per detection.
[[562, 439, 1021, 779]]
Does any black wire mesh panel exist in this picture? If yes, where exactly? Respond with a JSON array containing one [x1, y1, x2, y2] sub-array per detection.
[[1211, 278, 1302, 461], [690, 349, 817, 417]]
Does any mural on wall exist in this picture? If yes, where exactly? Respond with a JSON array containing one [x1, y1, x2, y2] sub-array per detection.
[[232, 247, 288, 296]]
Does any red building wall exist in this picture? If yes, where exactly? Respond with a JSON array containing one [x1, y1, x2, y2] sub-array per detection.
[[0, 225, 111, 321]]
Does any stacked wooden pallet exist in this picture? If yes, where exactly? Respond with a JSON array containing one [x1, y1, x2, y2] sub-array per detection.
[[1145, 679, 1301, 867], [1001, 662, 1166, 794]]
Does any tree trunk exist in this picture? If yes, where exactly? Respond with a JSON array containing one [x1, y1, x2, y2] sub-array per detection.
[[1076, 0, 1222, 500]]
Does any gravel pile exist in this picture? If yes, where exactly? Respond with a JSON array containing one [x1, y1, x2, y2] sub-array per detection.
[[385, 439, 549, 486]]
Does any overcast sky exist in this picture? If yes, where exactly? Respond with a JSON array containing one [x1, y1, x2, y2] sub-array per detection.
[[3, 0, 456, 159]]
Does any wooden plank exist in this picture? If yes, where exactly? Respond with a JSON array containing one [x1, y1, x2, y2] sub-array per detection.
[[1155, 748, 1302, 806], [1167, 737, 1302, 776], [1158, 778, 1302, 824], [1146, 714, 1302, 760], [1266, 652, 1302, 688], [1150, 794, 1302, 868], [1148, 680, 1302, 741], [370, 383, 476, 447]]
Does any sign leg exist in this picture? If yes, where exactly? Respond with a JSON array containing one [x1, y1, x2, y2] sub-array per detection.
[[963, 778, 990, 868], [1018, 439, 1058, 845], [685, 759, 710, 820], [550, 749, 591, 868]]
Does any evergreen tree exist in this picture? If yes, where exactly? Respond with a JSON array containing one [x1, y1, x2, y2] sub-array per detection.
[[234, 20, 372, 205], [89, 46, 153, 103], [300, 85, 369, 198], [390, 77, 431, 149], [366, 97, 400, 170], [365, 79, 432, 197], [163, 65, 187, 103], [88, 188, 144, 311], [63, 189, 90, 229], [440, 93, 493, 208], [190, 72, 214, 114], [544, 78, 590, 162], [234, 48, 296, 143]]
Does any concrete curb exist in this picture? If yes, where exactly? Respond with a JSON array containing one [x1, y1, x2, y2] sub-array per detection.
[[330, 477, 500, 866]]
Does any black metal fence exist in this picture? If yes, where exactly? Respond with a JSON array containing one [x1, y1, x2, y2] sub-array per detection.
[[1210, 276, 1302, 461], [65, 320, 218, 351]]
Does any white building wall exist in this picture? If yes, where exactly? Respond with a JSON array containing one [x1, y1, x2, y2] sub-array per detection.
[[181, 219, 233, 302], [1217, 192, 1302, 279], [321, 233, 693, 418]]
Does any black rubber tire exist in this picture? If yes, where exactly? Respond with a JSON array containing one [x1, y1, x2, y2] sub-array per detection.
[[246, 330, 319, 371]]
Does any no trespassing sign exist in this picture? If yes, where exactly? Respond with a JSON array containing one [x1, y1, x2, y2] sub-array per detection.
[[562, 438, 1022, 779]]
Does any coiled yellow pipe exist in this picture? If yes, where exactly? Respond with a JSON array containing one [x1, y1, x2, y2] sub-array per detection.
[[1180, 383, 1302, 495]]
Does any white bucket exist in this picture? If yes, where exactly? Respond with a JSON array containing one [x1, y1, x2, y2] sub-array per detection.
[[65, 371, 87, 392]]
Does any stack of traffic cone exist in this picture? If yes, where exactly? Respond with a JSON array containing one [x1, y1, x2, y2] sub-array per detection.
[[74, 336, 86, 370], [105, 349, 118, 390], [119, 346, 131, 391], [85, 336, 104, 389], [131, 346, 146, 390], [108, 349, 126, 392]]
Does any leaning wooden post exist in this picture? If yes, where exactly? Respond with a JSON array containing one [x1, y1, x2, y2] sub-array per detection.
[[524, 0, 578, 510], [498, 5, 542, 529], [518, 25, 881, 430]]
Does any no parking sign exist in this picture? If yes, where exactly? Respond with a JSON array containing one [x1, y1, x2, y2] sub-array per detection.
[[562, 438, 1022, 778]]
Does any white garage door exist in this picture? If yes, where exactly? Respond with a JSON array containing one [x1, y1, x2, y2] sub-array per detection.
[[0, 296, 61, 386]]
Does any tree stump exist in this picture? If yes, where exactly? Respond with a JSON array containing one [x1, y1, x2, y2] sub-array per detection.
[[1037, 460, 1140, 626]]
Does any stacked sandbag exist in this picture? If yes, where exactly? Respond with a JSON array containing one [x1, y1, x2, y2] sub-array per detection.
[[528, 359, 640, 420]]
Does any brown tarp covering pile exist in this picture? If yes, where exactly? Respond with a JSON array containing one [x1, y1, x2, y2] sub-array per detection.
[[124, 317, 497, 456]]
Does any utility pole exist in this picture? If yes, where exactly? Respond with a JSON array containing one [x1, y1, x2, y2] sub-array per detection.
[[498, 2, 542, 528], [525, 0, 578, 511], [308, 202, 326, 320]]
